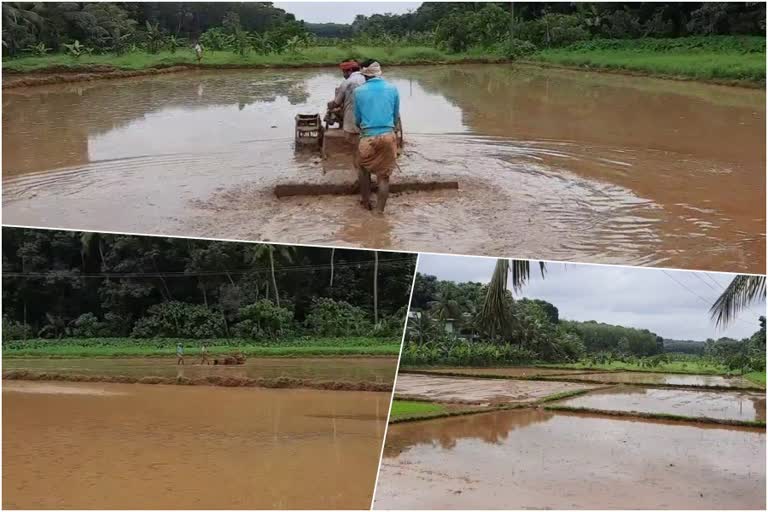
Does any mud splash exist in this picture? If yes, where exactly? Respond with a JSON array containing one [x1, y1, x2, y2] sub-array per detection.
[[3, 380, 389, 509], [2, 369, 393, 392], [374, 409, 766, 509], [3, 65, 764, 272]]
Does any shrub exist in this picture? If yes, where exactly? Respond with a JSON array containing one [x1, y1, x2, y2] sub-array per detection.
[[305, 297, 370, 337], [235, 299, 294, 339], [70, 313, 108, 338], [2, 316, 33, 341], [515, 14, 589, 48], [131, 301, 226, 339], [492, 38, 537, 59], [401, 338, 536, 366]]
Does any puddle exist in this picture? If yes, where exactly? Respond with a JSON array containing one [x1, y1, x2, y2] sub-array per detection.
[[394, 373, 597, 405], [555, 385, 766, 422], [3, 381, 389, 509], [557, 371, 761, 388], [375, 409, 766, 509], [3, 356, 397, 384]]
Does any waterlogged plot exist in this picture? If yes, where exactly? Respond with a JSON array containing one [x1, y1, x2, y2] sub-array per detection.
[[3, 380, 390, 509], [412, 366, 599, 378], [374, 409, 766, 510], [553, 371, 761, 389], [3, 357, 397, 385], [3, 66, 764, 271], [554, 385, 766, 422], [394, 373, 598, 405]]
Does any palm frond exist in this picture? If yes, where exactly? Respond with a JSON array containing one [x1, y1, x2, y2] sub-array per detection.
[[710, 275, 766, 327]]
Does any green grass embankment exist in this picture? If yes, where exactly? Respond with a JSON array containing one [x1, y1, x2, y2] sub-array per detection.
[[1, 45, 501, 74], [2, 337, 401, 358], [529, 36, 765, 84]]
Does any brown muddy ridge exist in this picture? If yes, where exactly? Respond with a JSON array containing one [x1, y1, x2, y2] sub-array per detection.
[[3, 380, 390, 509], [3, 369, 393, 392], [374, 408, 766, 509], [3, 65, 764, 272]]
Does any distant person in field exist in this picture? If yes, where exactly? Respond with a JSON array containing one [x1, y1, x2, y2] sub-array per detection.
[[200, 343, 209, 365], [194, 42, 203, 63], [354, 60, 400, 213], [176, 342, 184, 365]]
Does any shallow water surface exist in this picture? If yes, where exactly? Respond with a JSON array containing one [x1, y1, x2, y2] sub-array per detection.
[[3, 65, 764, 272], [559, 371, 760, 388], [394, 373, 596, 404], [3, 380, 389, 509], [556, 385, 766, 421], [375, 409, 766, 509], [3, 356, 397, 384]]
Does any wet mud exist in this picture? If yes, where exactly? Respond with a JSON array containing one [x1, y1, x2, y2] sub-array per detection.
[[394, 373, 598, 405], [374, 409, 766, 509], [2, 369, 393, 392], [4, 356, 397, 384], [3, 380, 390, 509], [554, 371, 761, 389], [3, 65, 764, 272], [408, 366, 599, 378], [554, 385, 766, 422]]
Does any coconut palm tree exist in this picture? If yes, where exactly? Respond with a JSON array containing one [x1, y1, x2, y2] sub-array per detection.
[[710, 275, 766, 327], [249, 244, 296, 307], [373, 251, 379, 324], [477, 259, 546, 339]]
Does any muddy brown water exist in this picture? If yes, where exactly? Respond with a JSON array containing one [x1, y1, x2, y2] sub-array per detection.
[[3, 65, 764, 272], [374, 409, 766, 509], [2, 380, 389, 509], [3, 356, 397, 384], [556, 371, 761, 388], [394, 373, 597, 404], [410, 366, 597, 378], [555, 385, 766, 422]]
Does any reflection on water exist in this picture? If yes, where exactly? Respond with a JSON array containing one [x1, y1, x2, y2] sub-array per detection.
[[3, 65, 764, 272], [556, 385, 766, 422], [4, 356, 397, 384], [376, 409, 766, 509], [384, 408, 554, 456], [559, 371, 761, 388]]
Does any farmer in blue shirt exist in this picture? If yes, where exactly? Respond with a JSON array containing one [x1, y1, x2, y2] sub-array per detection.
[[353, 61, 400, 213]]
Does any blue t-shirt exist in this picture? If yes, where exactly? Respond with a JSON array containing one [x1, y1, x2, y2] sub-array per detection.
[[353, 77, 400, 137]]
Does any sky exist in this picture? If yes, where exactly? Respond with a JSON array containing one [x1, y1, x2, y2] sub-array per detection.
[[274, 1, 422, 24], [417, 254, 766, 341]]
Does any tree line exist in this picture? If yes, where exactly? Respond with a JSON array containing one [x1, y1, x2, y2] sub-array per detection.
[[2, 2, 311, 56], [404, 270, 765, 369], [5, 2, 765, 58], [2, 228, 415, 340]]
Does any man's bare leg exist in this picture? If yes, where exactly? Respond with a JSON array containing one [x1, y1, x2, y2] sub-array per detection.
[[359, 168, 373, 210], [376, 176, 390, 213]]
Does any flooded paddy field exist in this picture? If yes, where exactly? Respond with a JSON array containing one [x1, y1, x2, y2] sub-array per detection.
[[3, 356, 397, 385], [394, 373, 598, 405], [4, 65, 764, 272], [3, 380, 389, 509], [550, 370, 761, 389], [374, 409, 766, 509], [554, 385, 766, 422], [407, 366, 599, 378]]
